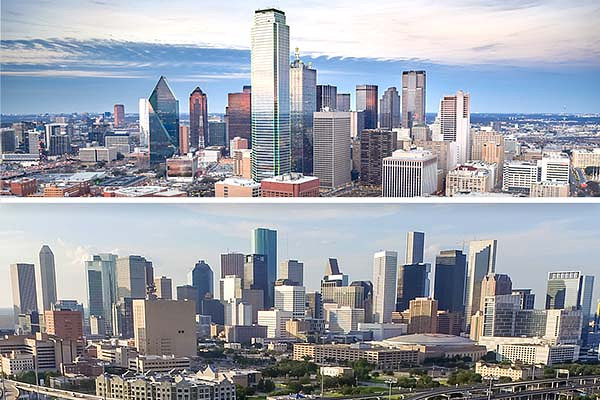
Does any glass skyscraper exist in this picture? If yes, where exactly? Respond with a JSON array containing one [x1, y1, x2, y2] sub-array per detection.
[[148, 76, 180, 165], [434, 250, 467, 313], [379, 87, 401, 129], [290, 50, 316, 174], [464, 239, 497, 325], [85, 253, 118, 333], [190, 87, 208, 149], [191, 260, 214, 313], [225, 86, 252, 146], [251, 227, 277, 307], [356, 84, 378, 129], [546, 271, 595, 321], [251, 8, 291, 180], [401, 70, 426, 129]]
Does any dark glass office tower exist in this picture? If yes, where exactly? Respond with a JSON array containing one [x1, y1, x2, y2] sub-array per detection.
[[359, 129, 394, 186], [251, 228, 277, 307], [433, 250, 467, 313], [191, 260, 214, 313], [356, 84, 378, 129], [396, 262, 430, 311], [316, 84, 337, 111], [401, 70, 426, 129], [225, 86, 252, 146], [244, 254, 269, 307], [190, 87, 209, 149], [379, 87, 401, 129], [148, 76, 179, 164]]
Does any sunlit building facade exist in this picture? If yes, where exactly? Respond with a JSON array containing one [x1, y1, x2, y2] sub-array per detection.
[[148, 76, 180, 164]]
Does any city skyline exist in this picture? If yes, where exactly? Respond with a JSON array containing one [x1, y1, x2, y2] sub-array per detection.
[[0, 203, 598, 312], [2, 1, 600, 114]]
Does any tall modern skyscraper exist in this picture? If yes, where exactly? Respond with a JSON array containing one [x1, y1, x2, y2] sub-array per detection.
[[251, 8, 291, 180], [434, 250, 467, 313], [439, 91, 471, 164], [189, 87, 209, 149], [316, 84, 337, 111], [401, 71, 426, 129], [138, 98, 150, 148], [290, 49, 317, 174], [359, 129, 394, 186], [38, 245, 57, 311], [116, 255, 153, 300], [313, 111, 352, 189], [244, 254, 269, 308], [154, 276, 172, 300], [251, 227, 277, 307], [379, 87, 400, 129], [396, 262, 431, 311], [336, 93, 351, 112], [546, 271, 595, 322], [279, 260, 304, 286], [113, 104, 125, 128], [372, 251, 398, 323], [85, 253, 118, 332], [191, 261, 214, 309], [10, 263, 38, 323], [405, 231, 425, 264], [220, 252, 245, 280], [148, 76, 180, 164], [356, 85, 378, 129], [464, 239, 497, 324], [382, 150, 438, 197], [225, 86, 252, 146]]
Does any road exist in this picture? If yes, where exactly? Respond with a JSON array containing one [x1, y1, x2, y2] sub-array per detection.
[[6, 380, 101, 400]]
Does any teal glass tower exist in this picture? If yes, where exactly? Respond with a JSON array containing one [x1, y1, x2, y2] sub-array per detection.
[[149, 76, 180, 165], [251, 227, 277, 307]]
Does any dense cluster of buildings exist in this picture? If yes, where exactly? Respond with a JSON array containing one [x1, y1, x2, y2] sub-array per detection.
[[2, 8, 598, 198]]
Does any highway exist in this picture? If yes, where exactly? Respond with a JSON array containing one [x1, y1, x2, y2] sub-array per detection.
[[5, 380, 102, 400]]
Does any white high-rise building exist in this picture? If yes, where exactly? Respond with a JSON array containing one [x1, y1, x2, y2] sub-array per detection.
[[540, 152, 570, 184], [439, 91, 470, 164], [326, 306, 365, 333], [224, 300, 252, 326], [138, 98, 150, 148], [38, 245, 57, 311], [502, 161, 540, 194], [313, 111, 351, 189], [278, 260, 304, 286], [546, 271, 595, 323], [465, 240, 497, 324], [251, 8, 291, 180], [274, 285, 306, 319], [257, 309, 293, 338], [372, 251, 398, 323], [382, 149, 438, 197], [220, 275, 243, 303]]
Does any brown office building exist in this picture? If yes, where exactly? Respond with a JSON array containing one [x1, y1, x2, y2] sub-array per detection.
[[408, 297, 438, 334], [225, 86, 251, 146], [221, 253, 245, 280], [261, 173, 320, 197], [189, 87, 209, 149], [179, 125, 190, 154], [360, 129, 395, 186], [113, 104, 125, 128], [356, 85, 378, 129], [44, 310, 84, 341]]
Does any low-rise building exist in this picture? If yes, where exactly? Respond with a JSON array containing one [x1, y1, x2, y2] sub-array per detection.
[[475, 362, 543, 381], [1, 351, 34, 375], [215, 178, 261, 198], [319, 366, 354, 378], [530, 181, 569, 198], [261, 173, 320, 197], [128, 355, 191, 373], [79, 147, 117, 164], [166, 155, 198, 182], [445, 164, 494, 196]]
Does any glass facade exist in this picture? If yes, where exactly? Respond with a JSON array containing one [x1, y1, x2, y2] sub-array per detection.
[[190, 87, 209, 149], [148, 76, 180, 164], [208, 121, 227, 147], [434, 250, 467, 313], [290, 52, 316, 174], [379, 87, 401, 129], [251, 227, 277, 308], [225, 86, 252, 146], [356, 84, 378, 129], [401, 70, 426, 129], [251, 9, 291, 180], [191, 260, 214, 313]]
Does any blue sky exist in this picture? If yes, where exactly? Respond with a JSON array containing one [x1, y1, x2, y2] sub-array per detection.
[[1, 0, 599, 114], [0, 203, 598, 311]]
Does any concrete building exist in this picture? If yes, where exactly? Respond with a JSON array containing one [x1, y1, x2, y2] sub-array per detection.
[[540, 152, 570, 184], [132, 299, 197, 357], [359, 129, 395, 186], [530, 181, 569, 197], [401, 71, 426, 129], [465, 240, 497, 325], [502, 161, 540, 194], [439, 91, 470, 164], [379, 87, 401, 129], [408, 298, 438, 334], [166, 155, 198, 182], [44, 310, 83, 340], [1, 351, 35, 375], [471, 130, 504, 165], [116, 255, 153, 300], [313, 111, 351, 189], [220, 253, 245, 280], [220, 275, 243, 303], [38, 245, 58, 312], [232, 149, 252, 179], [79, 147, 117, 164], [325, 306, 364, 333], [215, 178, 261, 197], [274, 284, 306, 319], [372, 251, 398, 323], [278, 260, 304, 286], [257, 309, 293, 339], [382, 149, 438, 197], [475, 362, 543, 381], [154, 276, 173, 300], [572, 148, 600, 168], [414, 140, 458, 175], [546, 271, 595, 323], [445, 164, 493, 196]]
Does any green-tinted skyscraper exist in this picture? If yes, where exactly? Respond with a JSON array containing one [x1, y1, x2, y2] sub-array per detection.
[[251, 228, 277, 307], [148, 76, 180, 165]]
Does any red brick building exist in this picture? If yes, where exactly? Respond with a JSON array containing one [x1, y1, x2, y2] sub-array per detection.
[[261, 173, 320, 197]]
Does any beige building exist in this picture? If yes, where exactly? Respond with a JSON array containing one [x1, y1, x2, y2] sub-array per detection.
[[1, 351, 34, 375], [408, 298, 438, 334], [475, 362, 543, 381], [215, 178, 261, 198], [471, 130, 504, 164], [530, 181, 569, 198], [413, 140, 457, 174], [232, 149, 252, 179], [571, 148, 600, 168], [128, 355, 191, 373], [132, 299, 197, 357], [446, 165, 492, 196]]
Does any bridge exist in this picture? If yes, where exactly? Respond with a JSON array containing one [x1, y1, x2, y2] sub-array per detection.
[[2, 380, 101, 400]]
